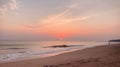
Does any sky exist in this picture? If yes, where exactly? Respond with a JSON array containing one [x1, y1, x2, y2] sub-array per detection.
[[0, 0, 120, 41]]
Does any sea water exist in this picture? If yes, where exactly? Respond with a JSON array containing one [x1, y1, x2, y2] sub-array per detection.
[[0, 41, 107, 63]]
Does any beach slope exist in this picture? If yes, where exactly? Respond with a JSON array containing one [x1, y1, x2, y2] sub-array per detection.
[[0, 44, 120, 67]]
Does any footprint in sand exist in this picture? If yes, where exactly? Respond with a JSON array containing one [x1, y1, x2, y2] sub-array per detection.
[[72, 65, 79, 67], [43, 65, 59, 67]]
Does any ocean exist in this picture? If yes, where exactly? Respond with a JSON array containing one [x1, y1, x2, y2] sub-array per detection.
[[0, 41, 107, 63]]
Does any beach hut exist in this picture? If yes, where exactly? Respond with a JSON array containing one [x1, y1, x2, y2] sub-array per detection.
[[108, 39, 120, 45]]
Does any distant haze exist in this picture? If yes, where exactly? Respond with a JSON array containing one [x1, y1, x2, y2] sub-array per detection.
[[0, 0, 120, 41]]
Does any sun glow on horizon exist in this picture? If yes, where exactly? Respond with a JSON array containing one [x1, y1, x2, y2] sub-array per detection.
[[0, 0, 120, 41]]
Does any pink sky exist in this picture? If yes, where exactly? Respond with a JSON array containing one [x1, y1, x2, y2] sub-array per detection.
[[0, 0, 120, 41]]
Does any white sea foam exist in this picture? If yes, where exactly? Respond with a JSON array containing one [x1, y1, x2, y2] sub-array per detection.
[[0, 41, 107, 63]]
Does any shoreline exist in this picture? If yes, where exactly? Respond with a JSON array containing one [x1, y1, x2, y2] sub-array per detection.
[[0, 44, 103, 63], [0, 44, 120, 67], [0, 48, 81, 64]]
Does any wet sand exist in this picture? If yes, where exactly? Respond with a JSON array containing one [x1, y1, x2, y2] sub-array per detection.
[[0, 44, 120, 67]]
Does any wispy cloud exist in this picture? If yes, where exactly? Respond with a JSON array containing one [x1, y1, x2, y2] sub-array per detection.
[[0, 0, 18, 15], [9, 0, 18, 10], [23, 0, 120, 28], [26, 9, 92, 29]]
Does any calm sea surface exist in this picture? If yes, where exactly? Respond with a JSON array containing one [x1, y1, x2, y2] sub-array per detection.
[[0, 41, 107, 63]]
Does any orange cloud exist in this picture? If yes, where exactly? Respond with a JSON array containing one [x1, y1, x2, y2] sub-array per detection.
[[25, 10, 94, 39], [26, 8, 120, 39]]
